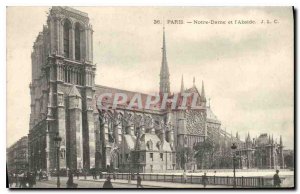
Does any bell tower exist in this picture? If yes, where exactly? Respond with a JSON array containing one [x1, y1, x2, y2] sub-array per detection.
[[48, 6, 96, 170], [28, 6, 97, 173]]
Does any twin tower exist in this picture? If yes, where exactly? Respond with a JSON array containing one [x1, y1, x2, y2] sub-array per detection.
[[28, 7, 96, 172], [28, 6, 191, 173]]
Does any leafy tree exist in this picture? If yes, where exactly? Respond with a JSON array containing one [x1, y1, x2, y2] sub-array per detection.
[[284, 154, 294, 169], [193, 140, 214, 169], [176, 147, 193, 170]]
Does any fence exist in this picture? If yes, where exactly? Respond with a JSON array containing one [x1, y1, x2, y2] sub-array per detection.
[[102, 173, 267, 188]]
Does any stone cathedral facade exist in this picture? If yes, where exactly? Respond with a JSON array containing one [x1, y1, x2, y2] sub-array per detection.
[[28, 7, 285, 173]]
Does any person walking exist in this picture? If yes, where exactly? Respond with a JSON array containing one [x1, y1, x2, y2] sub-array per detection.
[[15, 173, 19, 188], [26, 172, 33, 188], [202, 173, 208, 188], [137, 174, 143, 188], [183, 171, 187, 184], [74, 170, 79, 180], [273, 170, 281, 187], [19, 172, 27, 188], [113, 172, 116, 181], [8, 173, 14, 187], [103, 176, 113, 188], [99, 171, 103, 179], [38, 170, 43, 181], [67, 172, 77, 188], [31, 172, 36, 187]]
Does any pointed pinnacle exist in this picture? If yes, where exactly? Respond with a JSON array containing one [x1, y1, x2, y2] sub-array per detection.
[[193, 77, 195, 87], [180, 74, 184, 93], [201, 80, 206, 101]]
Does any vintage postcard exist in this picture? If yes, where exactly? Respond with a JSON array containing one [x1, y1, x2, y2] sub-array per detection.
[[6, 6, 294, 189]]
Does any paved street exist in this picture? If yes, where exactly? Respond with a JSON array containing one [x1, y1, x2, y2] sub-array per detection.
[[10, 176, 230, 188], [9, 170, 294, 188], [14, 177, 159, 188]]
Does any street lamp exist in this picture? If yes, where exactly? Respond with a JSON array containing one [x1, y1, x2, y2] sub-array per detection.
[[128, 153, 132, 183], [231, 143, 237, 188], [38, 150, 41, 171], [54, 133, 62, 188]]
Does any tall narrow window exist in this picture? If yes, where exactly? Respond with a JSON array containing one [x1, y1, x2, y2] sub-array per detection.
[[63, 20, 71, 58], [64, 67, 68, 82], [150, 153, 153, 161], [75, 23, 81, 60]]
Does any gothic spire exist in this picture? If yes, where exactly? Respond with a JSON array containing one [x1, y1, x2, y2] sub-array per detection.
[[159, 25, 170, 95], [246, 132, 251, 142], [193, 77, 195, 87], [180, 74, 184, 93], [201, 80, 206, 102]]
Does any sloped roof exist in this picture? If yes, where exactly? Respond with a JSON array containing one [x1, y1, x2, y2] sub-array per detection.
[[93, 84, 162, 112], [68, 85, 81, 97], [123, 134, 136, 151], [185, 86, 200, 95], [143, 133, 172, 152], [206, 107, 219, 121]]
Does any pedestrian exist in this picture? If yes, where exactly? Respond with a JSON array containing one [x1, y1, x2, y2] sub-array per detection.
[[95, 169, 98, 180], [76, 170, 79, 180], [8, 173, 14, 187], [34, 171, 37, 181], [92, 168, 96, 180], [38, 170, 43, 181], [128, 172, 131, 184], [84, 169, 87, 180], [137, 174, 143, 188], [273, 170, 281, 187], [183, 171, 187, 184], [99, 171, 103, 179], [103, 176, 113, 188], [19, 173, 27, 188], [15, 173, 20, 188], [66, 172, 74, 188], [202, 173, 208, 188], [27, 172, 33, 188], [32, 172, 37, 187], [113, 172, 116, 181]]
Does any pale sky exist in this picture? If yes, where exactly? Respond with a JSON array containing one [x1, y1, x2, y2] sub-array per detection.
[[7, 7, 294, 149]]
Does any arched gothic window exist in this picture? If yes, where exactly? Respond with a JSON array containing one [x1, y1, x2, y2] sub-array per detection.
[[147, 140, 153, 150], [75, 23, 81, 60], [63, 20, 71, 58]]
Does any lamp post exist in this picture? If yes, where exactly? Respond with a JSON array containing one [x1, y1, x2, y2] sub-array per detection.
[[128, 153, 132, 183], [54, 133, 62, 188], [38, 150, 41, 171], [231, 143, 237, 188]]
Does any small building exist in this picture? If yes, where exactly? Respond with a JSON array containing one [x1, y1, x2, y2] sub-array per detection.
[[7, 136, 28, 173]]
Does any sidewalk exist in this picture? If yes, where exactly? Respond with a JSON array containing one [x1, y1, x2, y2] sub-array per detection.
[[79, 177, 232, 188]]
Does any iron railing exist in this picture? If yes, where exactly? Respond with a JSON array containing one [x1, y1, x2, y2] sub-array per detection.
[[101, 173, 266, 188]]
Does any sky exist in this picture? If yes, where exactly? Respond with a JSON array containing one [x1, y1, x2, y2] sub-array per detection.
[[6, 6, 294, 149]]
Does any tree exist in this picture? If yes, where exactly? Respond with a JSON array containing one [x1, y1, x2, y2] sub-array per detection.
[[284, 153, 294, 169], [193, 140, 214, 169], [176, 147, 193, 170]]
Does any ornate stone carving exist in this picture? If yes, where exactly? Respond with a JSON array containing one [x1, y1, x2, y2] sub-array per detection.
[[186, 110, 206, 135], [57, 93, 64, 106], [147, 140, 153, 150], [51, 7, 89, 24]]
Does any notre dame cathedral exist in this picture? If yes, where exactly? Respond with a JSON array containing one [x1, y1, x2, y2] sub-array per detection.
[[28, 6, 285, 173]]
